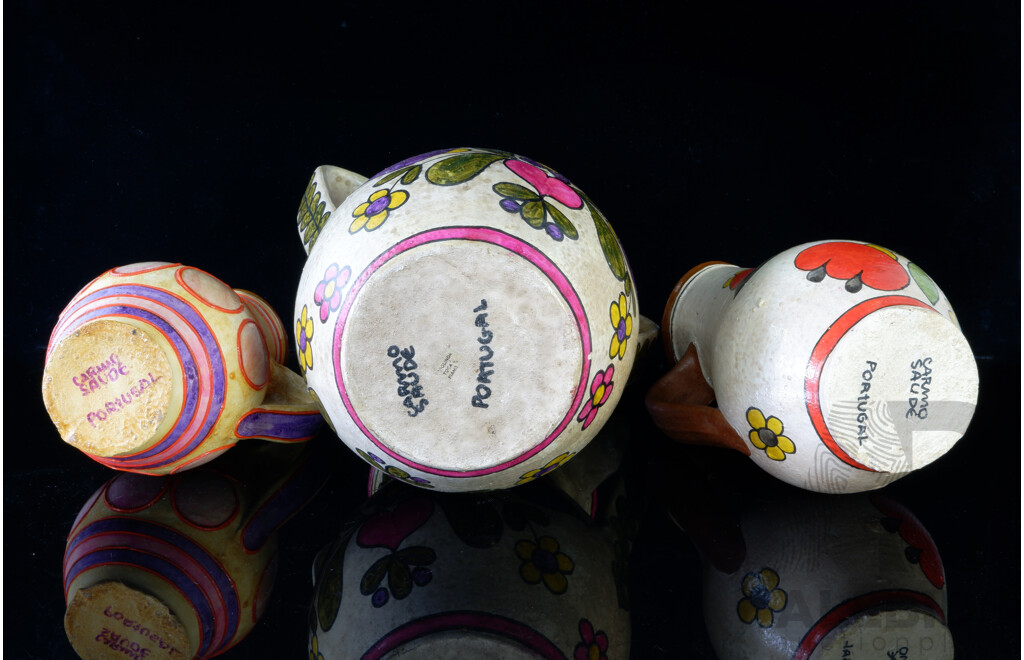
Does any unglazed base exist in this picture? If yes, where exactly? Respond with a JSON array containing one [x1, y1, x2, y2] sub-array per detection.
[[816, 305, 978, 473], [64, 581, 191, 660], [42, 320, 176, 457], [339, 240, 583, 472], [810, 609, 953, 660]]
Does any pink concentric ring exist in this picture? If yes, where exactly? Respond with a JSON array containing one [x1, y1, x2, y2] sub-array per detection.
[[332, 226, 591, 478]]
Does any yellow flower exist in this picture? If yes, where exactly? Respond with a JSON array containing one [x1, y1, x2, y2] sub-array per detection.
[[309, 632, 324, 660], [350, 189, 409, 233], [737, 568, 787, 628], [746, 407, 795, 461], [608, 293, 633, 360], [296, 305, 314, 373], [516, 536, 574, 594], [516, 452, 575, 485]]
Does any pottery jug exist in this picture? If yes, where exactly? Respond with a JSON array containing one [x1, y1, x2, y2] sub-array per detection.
[[646, 240, 978, 493], [43, 262, 324, 474], [62, 441, 331, 659], [293, 148, 644, 491], [685, 491, 953, 659], [307, 481, 633, 659]]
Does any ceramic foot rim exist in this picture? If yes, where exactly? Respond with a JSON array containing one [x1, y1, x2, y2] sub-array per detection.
[[42, 320, 175, 457], [64, 581, 192, 660]]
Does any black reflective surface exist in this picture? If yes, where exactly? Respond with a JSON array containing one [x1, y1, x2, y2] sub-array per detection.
[[6, 1, 1018, 657]]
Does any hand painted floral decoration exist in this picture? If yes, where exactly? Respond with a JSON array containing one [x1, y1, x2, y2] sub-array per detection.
[[794, 242, 910, 293], [608, 293, 633, 360], [309, 633, 325, 660], [574, 619, 610, 660], [516, 452, 576, 486], [578, 365, 615, 430], [357, 449, 433, 489], [296, 305, 314, 373], [746, 407, 795, 461], [313, 264, 350, 323], [350, 188, 409, 233], [356, 498, 436, 607], [737, 567, 788, 628], [495, 159, 583, 241], [515, 535, 574, 594]]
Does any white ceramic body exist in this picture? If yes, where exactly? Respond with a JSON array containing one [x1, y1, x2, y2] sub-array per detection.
[[699, 493, 952, 660], [308, 484, 631, 659], [665, 240, 978, 493], [294, 148, 639, 491]]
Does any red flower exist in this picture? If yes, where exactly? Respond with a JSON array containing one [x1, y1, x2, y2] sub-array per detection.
[[574, 618, 609, 660], [871, 494, 945, 589], [794, 242, 909, 293]]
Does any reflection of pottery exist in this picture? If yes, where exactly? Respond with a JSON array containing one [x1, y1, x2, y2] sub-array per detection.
[[43, 262, 323, 474], [693, 492, 952, 660], [62, 442, 331, 659], [308, 483, 632, 658], [293, 148, 644, 491], [647, 240, 978, 493]]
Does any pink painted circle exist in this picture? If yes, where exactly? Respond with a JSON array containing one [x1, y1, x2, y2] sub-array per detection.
[[172, 470, 239, 530], [177, 266, 244, 313], [110, 262, 179, 276], [238, 319, 270, 389], [104, 472, 168, 512], [252, 551, 279, 623]]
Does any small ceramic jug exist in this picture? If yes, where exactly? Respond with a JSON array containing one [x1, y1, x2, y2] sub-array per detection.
[[63, 441, 331, 659], [293, 148, 645, 491], [43, 262, 324, 474], [684, 491, 953, 659], [307, 482, 633, 659], [646, 240, 978, 493]]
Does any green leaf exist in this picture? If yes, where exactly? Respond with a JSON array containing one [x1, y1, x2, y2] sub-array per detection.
[[359, 555, 392, 595], [908, 262, 940, 305], [395, 545, 437, 566], [316, 534, 351, 632], [493, 182, 539, 200], [521, 200, 546, 228], [585, 196, 632, 295], [388, 559, 413, 599], [426, 153, 503, 185], [298, 177, 333, 251], [545, 201, 579, 240], [401, 164, 423, 185]]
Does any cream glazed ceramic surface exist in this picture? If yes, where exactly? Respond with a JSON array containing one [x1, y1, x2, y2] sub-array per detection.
[[43, 262, 324, 475], [293, 148, 641, 491], [307, 482, 633, 659], [62, 442, 331, 659], [661, 240, 978, 493], [697, 492, 952, 660]]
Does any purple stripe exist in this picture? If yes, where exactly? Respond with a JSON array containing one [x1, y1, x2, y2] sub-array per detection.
[[65, 547, 217, 656], [241, 453, 332, 552], [234, 410, 324, 441], [66, 518, 239, 648], [58, 285, 225, 467]]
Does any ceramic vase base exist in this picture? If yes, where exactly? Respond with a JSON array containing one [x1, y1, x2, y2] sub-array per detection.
[[373, 631, 547, 659], [811, 305, 977, 475], [64, 581, 191, 660], [338, 240, 584, 472], [43, 319, 175, 458], [808, 609, 953, 660]]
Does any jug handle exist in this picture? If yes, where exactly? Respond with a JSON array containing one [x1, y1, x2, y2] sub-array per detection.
[[644, 343, 750, 455], [298, 165, 368, 255]]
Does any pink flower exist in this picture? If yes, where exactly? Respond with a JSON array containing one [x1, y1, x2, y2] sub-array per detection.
[[506, 159, 583, 209], [313, 264, 351, 323], [574, 619, 610, 660], [577, 365, 614, 429]]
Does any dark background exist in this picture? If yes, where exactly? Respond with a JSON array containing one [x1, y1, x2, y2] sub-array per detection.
[[6, 1, 1019, 657]]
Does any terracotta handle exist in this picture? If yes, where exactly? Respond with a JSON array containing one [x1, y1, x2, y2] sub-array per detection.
[[644, 344, 750, 455], [234, 362, 325, 443]]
